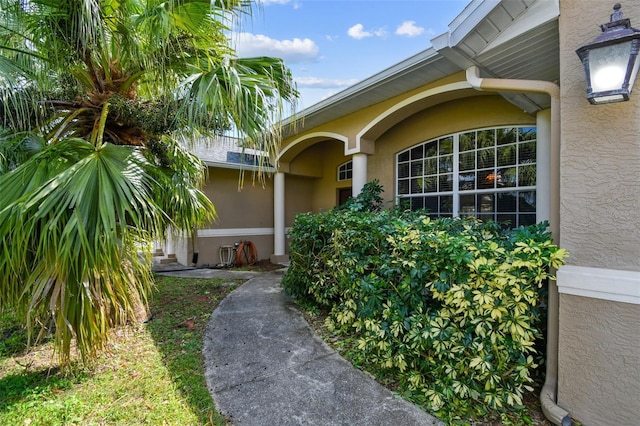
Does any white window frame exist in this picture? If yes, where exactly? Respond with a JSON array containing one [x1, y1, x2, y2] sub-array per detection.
[[337, 160, 353, 181], [395, 126, 537, 228]]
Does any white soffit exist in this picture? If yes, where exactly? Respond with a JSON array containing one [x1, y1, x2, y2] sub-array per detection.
[[440, 0, 559, 78], [449, 0, 538, 52], [479, 0, 559, 54], [443, 0, 560, 112]]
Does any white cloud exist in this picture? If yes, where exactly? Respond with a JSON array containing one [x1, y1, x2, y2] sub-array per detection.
[[373, 28, 387, 37], [295, 76, 359, 89], [347, 23, 387, 40], [260, 0, 290, 5], [234, 33, 319, 63], [347, 24, 369, 39], [259, 0, 300, 8], [395, 21, 425, 37]]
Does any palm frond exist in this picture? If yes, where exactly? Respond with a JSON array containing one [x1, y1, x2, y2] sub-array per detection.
[[145, 137, 217, 231], [0, 129, 44, 174], [0, 0, 298, 364], [0, 138, 165, 363]]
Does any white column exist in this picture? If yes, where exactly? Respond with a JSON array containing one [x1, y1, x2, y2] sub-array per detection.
[[165, 229, 175, 257], [272, 172, 286, 261], [536, 109, 551, 225], [352, 153, 368, 196]]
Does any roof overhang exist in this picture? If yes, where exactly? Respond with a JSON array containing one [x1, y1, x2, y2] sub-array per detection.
[[282, 0, 560, 136]]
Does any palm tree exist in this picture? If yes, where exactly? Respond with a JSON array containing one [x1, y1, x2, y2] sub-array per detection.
[[0, 0, 297, 364]]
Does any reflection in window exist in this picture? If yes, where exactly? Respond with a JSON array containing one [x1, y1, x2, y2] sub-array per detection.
[[396, 126, 537, 228], [337, 160, 352, 181]]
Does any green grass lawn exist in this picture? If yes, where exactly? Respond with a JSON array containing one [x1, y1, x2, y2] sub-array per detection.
[[0, 275, 242, 426]]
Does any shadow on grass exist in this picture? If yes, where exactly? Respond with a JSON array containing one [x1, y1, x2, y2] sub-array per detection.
[[0, 366, 72, 411], [0, 311, 81, 417], [0, 326, 28, 359], [145, 274, 244, 426]]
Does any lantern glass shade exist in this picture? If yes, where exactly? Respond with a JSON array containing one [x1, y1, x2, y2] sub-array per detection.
[[590, 42, 632, 91], [576, 5, 640, 104], [584, 41, 640, 103]]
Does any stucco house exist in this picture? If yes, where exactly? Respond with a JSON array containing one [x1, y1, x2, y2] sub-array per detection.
[[164, 0, 639, 424], [153, 135, 277, 267]]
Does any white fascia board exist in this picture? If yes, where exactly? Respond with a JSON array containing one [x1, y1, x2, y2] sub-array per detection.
[[430, 32, 451, 52], [557, 265, 640, 305], [449, 0, 501, 46], [448, 0, 487, 34]]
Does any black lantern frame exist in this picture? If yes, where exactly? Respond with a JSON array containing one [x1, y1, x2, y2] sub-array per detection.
[[576, 3, 640, 104]]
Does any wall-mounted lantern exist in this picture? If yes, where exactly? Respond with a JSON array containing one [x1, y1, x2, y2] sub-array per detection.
[[576, 3, 640, 104]]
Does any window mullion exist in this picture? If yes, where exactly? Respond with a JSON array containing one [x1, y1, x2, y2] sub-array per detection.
[[452, 133, 460, 217], [396, 126, 536, 227]]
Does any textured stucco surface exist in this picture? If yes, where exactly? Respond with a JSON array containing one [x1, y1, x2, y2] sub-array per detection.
[[557, 3, 640, 423], [310, 141, 354, 211], [193, 167, 275, 265], [284, 174, 314, 225], [559, 0, 640, 270], [204, 167, 274, 229], [288, 140, 349, 212], [558, 294, 640, 425]]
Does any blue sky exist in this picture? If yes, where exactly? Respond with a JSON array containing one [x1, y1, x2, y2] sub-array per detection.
[[233, 0, 471, 110]]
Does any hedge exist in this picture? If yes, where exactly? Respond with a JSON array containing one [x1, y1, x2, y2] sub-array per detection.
[[282, 182, 568, 423]]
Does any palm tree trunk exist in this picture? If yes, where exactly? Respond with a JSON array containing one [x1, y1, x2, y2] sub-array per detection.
[[131, 290, 151, 323]]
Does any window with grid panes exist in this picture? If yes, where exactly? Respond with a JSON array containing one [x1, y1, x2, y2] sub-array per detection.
[[337, 160, 352, 181], [396, 126, 537, 228]]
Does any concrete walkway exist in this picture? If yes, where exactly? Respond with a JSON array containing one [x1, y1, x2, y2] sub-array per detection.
[[200, 269, 443, 426]]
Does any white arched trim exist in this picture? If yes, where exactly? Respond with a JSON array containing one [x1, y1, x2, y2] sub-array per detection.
[[349, 81, 473, 155], [277, 131, 349, 162]]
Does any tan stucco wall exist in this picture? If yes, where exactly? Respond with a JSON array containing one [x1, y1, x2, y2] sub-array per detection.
[[204, 167, 274, 229], [311, 142, 351, 212], [557, 2, 640, 424], [193, 167, 275, 265], [559, 0, 640, 270], [287, 142, 325, 177], [284, 174, 314, 225], [287, 139, 352, 212], [558, 294, 640, 425]]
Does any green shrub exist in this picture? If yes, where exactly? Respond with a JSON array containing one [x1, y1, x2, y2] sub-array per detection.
[[337, 179, 384, 212], [282, 185, 568, 424]]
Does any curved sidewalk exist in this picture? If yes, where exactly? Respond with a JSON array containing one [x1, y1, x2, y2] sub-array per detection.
[[203, 270, 443, 426]]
